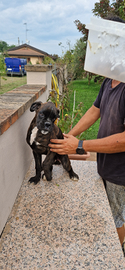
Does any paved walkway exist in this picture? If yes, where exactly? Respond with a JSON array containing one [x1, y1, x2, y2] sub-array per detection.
[[0, 160, 125, 269]]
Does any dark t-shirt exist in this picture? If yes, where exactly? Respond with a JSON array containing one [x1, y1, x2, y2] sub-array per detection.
[[94, 78, 125, 186]]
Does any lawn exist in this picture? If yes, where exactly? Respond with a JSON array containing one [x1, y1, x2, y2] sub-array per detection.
[[61, 78, 102, 140], [0, 75, 27, 95]]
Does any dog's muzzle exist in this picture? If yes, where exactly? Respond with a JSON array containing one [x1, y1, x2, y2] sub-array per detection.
[[37, 119, 52, 135]]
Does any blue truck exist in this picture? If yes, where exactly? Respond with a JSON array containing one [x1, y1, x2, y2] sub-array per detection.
[[5, 57, 27, 76]]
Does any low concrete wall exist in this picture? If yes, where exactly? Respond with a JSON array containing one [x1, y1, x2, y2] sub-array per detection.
[[25, 64, 52, 96], [0, 64, 54, 235], [0, 85, 47, 235]]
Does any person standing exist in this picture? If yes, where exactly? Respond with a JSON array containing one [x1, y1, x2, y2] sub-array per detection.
[[49, 15, 125, 254]]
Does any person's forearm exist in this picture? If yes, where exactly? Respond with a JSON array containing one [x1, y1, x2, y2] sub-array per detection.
[[68, 105, 100, 137], [49, 132, 125, 155], [83, 132, 125, 153]]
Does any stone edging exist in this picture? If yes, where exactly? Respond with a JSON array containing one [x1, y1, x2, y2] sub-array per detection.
[[0, 84, 46, 136]]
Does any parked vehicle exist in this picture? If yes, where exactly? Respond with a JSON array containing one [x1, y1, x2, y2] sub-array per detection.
[[5, 58, 27, 76]]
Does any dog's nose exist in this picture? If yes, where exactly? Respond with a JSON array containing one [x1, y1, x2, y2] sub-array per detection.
[[45, 121, 51, 128]]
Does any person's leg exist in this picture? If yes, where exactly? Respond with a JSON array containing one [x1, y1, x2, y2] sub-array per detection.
[[117, 224, 125, 245], [105, 181, 125, 248]]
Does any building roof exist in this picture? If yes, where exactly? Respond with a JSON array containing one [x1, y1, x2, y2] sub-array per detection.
[[7, 43, 51, 58]]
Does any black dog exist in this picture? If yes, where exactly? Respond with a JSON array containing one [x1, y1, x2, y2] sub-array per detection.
[[26, 101, 79, 184]]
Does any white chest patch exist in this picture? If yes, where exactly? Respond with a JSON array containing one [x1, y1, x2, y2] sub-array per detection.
[[30, 126, 38, 145], [35, 141, 41, 146]]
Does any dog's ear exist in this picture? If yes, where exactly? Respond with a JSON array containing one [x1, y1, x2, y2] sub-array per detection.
[[30, 102, 42, 112]]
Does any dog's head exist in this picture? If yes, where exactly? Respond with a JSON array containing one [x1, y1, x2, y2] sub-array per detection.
[[30, 101, 60, 135]]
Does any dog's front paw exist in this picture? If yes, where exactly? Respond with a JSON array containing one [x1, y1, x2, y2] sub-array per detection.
[[42, 173, 52, 181], [69, 170, 79, 181], [28, 176, 40, 185], [42, 174, 47, 181]]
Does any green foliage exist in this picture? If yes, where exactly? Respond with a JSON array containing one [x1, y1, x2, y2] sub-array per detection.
[[57, 41, 74, 80], [57, 40, 87, 81], [75, 1, 125, 40], [74, 20, 88, 42], [48, 78, 101, 140], [0, 54, 6, 87], [0, 41, 15, 52], [0, 41, 8, 52], [64, 79, 101, 140], [48, 81, 71, 124], [92, 0, 125, 20], [51, 54, 59, 61], [63, 50, 74, 80], [7, 44, 16, 50], [73, 39, 86, 79], [112, 0, 125, 20], [43, 56, 55, 65], [74, 1, 125, 82], [0, 76, 27, 95], [0, 54, 6, 73], [58, 102, 84, 134], [92, 0, 111, 18]]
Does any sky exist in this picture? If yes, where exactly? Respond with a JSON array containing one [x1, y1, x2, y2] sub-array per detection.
[[0, 0, 100, 56]]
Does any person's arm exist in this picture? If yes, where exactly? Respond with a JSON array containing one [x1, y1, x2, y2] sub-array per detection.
[[49, 103, 125, 155], [68, 105, 100, 136], [49, 131, 125, 155], [49, 104, 100, 155], [83, 131, 125, 153]]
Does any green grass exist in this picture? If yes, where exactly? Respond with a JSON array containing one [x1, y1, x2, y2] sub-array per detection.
[[66, 78, 101, 140], [0, 75, 27, 95]]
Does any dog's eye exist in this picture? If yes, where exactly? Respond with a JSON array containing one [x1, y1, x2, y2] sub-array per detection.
[[39, 112, 44, 119]]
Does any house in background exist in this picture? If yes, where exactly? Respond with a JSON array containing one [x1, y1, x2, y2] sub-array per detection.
[[6, 43, 52, 64]]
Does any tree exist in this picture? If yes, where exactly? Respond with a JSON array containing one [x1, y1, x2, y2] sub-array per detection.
[[0, 54, 6, 87], [0, 41, 8, 52], [51, 54, 59, 61], [111, 0, 125, 20], [0, 41, 15, 53], [73, 39, 86, 79], [75, 1, 125, 41], [74, 0, 125, 82], [92, 0, 125, 20], [74, 20, 88, 42], [92, 0, 111, 18], [63, 50, 74, 80], [7, 44, 16, 50], [57, 40, 74, 81]]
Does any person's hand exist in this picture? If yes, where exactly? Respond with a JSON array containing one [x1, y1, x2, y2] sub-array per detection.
[[49, 134, 79, 155]]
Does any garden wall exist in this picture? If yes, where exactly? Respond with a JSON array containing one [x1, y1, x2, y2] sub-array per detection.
[[0, 64, 52, 235]]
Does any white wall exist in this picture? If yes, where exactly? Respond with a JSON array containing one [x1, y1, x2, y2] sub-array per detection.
[[0, 91, 47, 235]]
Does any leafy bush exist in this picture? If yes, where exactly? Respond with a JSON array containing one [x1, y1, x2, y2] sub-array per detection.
[[48, 78, 102, 140], [43, 56, 55, 65], [73, 39, 86, 79]]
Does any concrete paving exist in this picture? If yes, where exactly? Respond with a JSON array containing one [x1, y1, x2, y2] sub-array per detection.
[[0, 159, 125, 269]]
